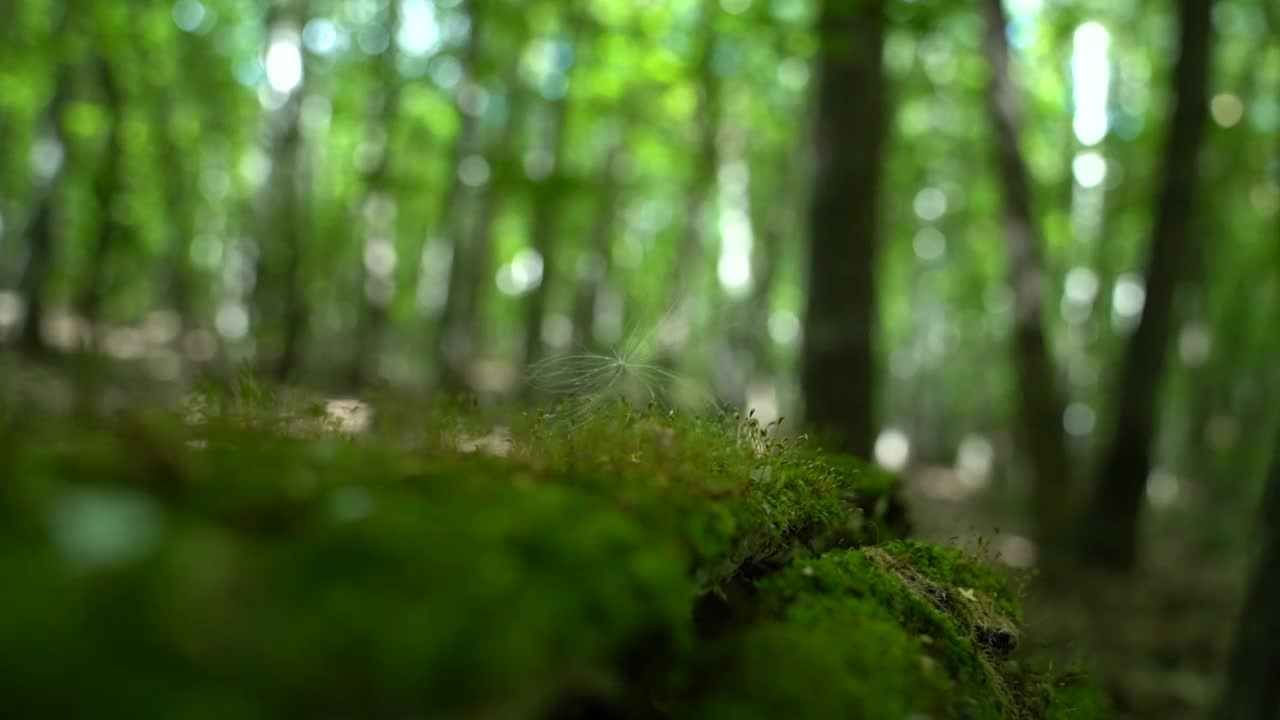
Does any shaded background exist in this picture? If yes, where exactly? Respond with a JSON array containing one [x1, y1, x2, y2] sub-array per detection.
[[1, 0, 1279, 717]]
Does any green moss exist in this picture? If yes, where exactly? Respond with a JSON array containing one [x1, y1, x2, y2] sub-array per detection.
[[821, 452, 901, 498], [501, 401, 879, 588], [2, 443, 694, 717], [772, 549, 1010, 719], [800, 451, 910, 548], [879, 539, 1023, 622], [994, 662, 1112, 720], [0, 393, 1108, 718], [682, 599, 948, 720], [1043, 683, 1110, 719]]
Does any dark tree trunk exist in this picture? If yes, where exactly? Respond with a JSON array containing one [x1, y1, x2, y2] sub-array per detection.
[[1081, 0, 1214, 572], [154, 77, 195, 325], [77, 56, 126, 334], [18, 66, 72, 353], [801, 0, 888, 459], [1217, 58, 1280, 717], [981, 0, 1073, 562], [155, 102, 196, 324], [348, 0, 404, 388], [437, 90, 529, 395], [720, 153, 792, 410], [520, 37, 575, 375], [570, 140, 624, 352], [675, 24, 719, 306], [273, 112, 308, 383], [1217, 436, 1280, 720], [649, 10, 719, 399], [251, 0, 312, 382], [426, 0, 485, 391]]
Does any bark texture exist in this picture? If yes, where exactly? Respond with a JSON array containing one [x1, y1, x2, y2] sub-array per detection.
[[1082, 0, 1214, 572], [801, 0, 888, 459], [982, 0, 1073, 561]]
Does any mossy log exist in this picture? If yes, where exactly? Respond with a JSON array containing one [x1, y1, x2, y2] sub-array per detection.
[[0, 390, 1107, 719]]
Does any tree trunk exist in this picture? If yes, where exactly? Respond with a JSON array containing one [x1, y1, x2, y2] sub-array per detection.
[[155, 102, 196, 324], [981, 0, 1073, 563], [272, 110, 308, 382], [800, 0, 888, 459], [77, 56, 126, 334], [437, 90, 529, 395], [1080, 0, 1214, 572], [643, 8, 720, 410], [348, 0, 404, 388], [570, 139, 624, 352], [520, 35, 576, 375], [424, 0, 485, 390], [18, 65, 72, 353], [1217, 433, 1280, 720], [250, 0, 312, 382], [719, 149, 793, 410]]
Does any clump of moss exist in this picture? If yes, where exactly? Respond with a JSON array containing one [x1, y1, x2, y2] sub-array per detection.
[[499, 401, 888, 589], [803, 451, 911, 548], [683, 549, 957, 719], [777, 549, 1011, 719], [687, 543, 1111, 720], [878, 539, 1022, 622]]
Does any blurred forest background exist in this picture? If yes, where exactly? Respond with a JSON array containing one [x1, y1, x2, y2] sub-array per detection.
[[2, 0, 1279, 716]]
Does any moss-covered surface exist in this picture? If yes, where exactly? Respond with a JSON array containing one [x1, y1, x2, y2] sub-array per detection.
[[0, 385, 1109, 718]]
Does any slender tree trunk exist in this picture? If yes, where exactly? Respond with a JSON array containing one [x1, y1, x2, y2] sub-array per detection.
[[151, 71, 197, 325], [520, 35, 576, 375], [18, 66, 72, 353], [801, 0, 888, 459], [250, 1, 312, 382], [422, 0, 484, 386], [1216, 69, 1280, 717], [348, 0, 404, 388], [720, 149, 792, 410], [1081, 0, 1214, 572], [570, 140, 624, 352], [77, 56, 126, 334], [661, 16, 719, 369], [273, 110, 308, 382], [640, 9, 719, 405], [1217, 431, 1280, 720], [437, 90, 529, 394], [982, 0, 1073, 563]]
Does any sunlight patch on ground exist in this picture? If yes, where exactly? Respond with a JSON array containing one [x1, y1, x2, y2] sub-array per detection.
[[324, 398, 374, 435], [1145, 468, 1182, 508], [746, 381, 779, 426], [874, 428, 911, 472], [996, 535, 1037, 569], [914, 466, 986, 502], [453, 427, 512, 457], [0, 291, 23, 340]]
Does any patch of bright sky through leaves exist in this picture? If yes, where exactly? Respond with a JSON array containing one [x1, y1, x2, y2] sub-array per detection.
[[172, 0, 446, 93]]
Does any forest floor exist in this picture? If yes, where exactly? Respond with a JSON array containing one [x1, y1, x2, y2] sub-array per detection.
[[903, 468, 1249, 720]]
